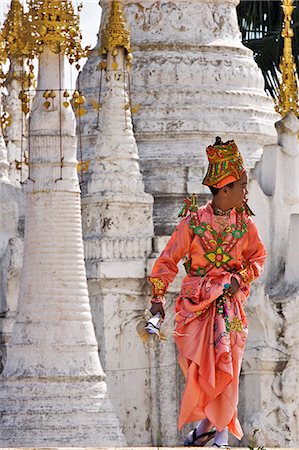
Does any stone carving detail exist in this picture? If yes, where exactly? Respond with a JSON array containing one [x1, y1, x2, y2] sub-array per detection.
[[125, 2, 241, 43]]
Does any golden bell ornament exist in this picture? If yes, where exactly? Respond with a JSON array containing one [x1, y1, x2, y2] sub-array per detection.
[[72, 90, 80, 99], [77, 94, 86, 105], [22, 105, 30, 115], [38, 24, 48, 36], [69, 27, 77, 38]]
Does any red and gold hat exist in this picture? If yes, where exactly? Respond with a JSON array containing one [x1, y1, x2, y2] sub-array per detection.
[[202, 137, 246, 188]]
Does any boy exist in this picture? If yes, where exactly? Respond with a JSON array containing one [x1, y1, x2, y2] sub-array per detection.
[[149, 138, 266, 447]]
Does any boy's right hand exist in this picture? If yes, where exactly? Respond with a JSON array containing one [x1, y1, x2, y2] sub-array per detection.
[[150, 302, 165, 319]]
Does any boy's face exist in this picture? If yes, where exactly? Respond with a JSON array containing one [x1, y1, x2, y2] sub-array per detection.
[[225, 171, 248, 209]]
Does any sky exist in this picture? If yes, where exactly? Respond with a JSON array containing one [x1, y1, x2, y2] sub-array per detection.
[[0, 0, 102, 87]]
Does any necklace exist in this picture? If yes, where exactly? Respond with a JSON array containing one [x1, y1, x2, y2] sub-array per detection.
[[212, 203, 233, 216]]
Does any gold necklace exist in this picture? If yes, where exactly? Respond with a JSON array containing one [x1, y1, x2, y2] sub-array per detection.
[[212, 204, 233, 216]]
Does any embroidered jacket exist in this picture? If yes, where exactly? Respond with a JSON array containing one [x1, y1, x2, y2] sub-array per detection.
[[149, 202, 266, 301]]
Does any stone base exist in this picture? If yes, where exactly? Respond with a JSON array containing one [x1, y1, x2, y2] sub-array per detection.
[[0, 377, 126, 447], [0, 447, 297, 450]]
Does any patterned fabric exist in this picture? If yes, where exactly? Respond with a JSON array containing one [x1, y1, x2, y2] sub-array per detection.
[[202, 140, 245, 187], [148, 202, 266, 440]]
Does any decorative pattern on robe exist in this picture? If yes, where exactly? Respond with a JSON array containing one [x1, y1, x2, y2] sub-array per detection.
[[149, 202, 266, 439]]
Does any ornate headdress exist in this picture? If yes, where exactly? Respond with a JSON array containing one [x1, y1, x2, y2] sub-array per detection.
[[202, 137, 246, 188]]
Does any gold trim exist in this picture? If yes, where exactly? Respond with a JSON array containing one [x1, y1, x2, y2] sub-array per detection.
[[275, 0, 299, 117], [149, 277, 167, 296]]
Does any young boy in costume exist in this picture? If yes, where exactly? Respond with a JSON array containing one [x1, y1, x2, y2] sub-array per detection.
[[149, 137, 266, 447]]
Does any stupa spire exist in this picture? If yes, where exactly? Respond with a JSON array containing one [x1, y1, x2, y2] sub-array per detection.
[[276, 0, 299, 117], [1, 0, 26, 60], [101, 0, 132, 55]]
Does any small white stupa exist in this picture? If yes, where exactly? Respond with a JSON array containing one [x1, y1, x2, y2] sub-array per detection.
[[81, 1, 154, 443]]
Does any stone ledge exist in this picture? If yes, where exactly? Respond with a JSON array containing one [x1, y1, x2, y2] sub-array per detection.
[[0, 448, 297, 450]]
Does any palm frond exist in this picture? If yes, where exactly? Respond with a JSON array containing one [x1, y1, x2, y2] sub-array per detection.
[[237, 1, 299, 99]]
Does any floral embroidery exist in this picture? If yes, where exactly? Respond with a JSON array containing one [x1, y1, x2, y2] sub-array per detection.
[[231, 219, 247, 239], [196, 267, 206, 277], [230, 318, 243, 332], [205, 247, 232, 268], [149, 277, 166, 296], [189, 210, 248, 271]]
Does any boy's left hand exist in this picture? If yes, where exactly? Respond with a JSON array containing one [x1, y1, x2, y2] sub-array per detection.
[[225, 276, 240, 297]]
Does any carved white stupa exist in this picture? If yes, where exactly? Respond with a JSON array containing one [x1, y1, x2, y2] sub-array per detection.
[[80, 0, 279, 235], [81, 2, 154, 444], [0, 1, 126, 446]]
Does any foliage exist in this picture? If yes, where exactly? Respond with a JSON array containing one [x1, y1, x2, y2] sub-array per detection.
[[236, 1, 299, 100]]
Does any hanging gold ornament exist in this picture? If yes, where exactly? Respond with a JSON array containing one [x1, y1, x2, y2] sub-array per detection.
[[63, 90, 70, 108], [43, 90, 51, 109], [1, 111, 13, 128], [73, 90, 86, 116], [98, 61, 107, 71], [90, 99, 102, 111], [131, 104, 141, 114], [24, 0, 90, 63], [19, 90, 30, 115], [77, 160, 90, 173]]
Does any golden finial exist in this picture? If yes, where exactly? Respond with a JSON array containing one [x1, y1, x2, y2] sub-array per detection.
[[1, 0, 26, 61], [101, 1, 132, 62], [24, 0, 89, 66], [275, 0, 299, 117]]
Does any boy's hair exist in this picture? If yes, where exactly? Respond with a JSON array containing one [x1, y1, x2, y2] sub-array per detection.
[[209, 181, 235, 196]]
